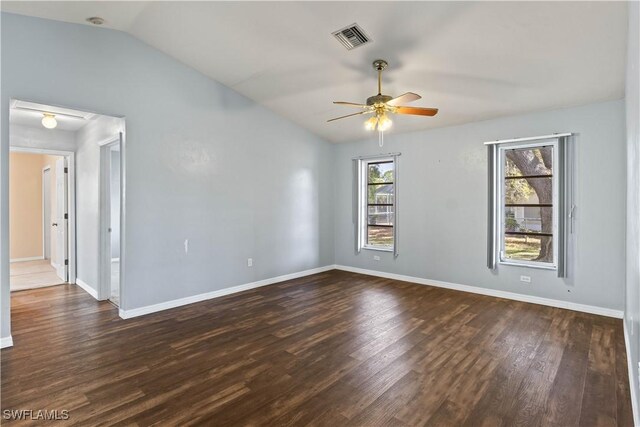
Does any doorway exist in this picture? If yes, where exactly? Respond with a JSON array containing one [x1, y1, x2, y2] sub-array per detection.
[[101, 138, 122, 306], [9, 99, 125, 304], [9, 149, 73, 291]]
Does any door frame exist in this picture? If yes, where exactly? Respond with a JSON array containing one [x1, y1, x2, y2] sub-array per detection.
[[10, 147, 76, 284], [41, 165, 51, 262], [99, 134, 124, 305]]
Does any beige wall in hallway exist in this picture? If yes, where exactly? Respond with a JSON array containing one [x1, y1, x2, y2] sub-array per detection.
[[10, 152, 44, 259], [9, 153, 59, 261]]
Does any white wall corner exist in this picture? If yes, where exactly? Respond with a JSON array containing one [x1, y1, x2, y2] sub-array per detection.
[[75, 278, 99, 300], [624, 321, 640, 427], [0, 336, 14, 349], [119, 265, 337, 319], [334, 265, 623, 319]]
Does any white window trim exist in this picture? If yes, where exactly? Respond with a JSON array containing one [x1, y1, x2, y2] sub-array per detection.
[[357, 156, 397, 254], [496, 138, 559, 270]]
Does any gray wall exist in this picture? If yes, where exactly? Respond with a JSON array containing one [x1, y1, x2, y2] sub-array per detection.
[[334, 99, 626, 311], [625, 0, 640, 417], [0, 13, 335, 339]]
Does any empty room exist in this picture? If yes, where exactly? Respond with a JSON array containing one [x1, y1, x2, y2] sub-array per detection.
[[0, 1, 638, 426]]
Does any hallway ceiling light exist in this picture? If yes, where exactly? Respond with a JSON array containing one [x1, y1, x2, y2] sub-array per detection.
[[41, 113, 57, 129]]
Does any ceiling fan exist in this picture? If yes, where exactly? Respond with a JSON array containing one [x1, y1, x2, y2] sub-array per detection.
[[328, 59, 438, 133]]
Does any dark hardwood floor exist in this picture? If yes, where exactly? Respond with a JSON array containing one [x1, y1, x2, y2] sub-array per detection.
[[1, 270, 633, 426]]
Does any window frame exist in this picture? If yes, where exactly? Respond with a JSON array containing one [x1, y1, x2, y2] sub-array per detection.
[[496, 138, 559, 270], [358, 156, 397, 253]]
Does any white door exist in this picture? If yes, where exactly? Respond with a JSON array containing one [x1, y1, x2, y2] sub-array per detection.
[[43, 168, 51, 260], [54, 157, 68, 281]]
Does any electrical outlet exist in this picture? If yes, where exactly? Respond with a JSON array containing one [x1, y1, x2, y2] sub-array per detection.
[[520, 275, 531, 283], [184, 239, 189, 254], [373, 255, 381, 261], [247, 258, 253, 267]]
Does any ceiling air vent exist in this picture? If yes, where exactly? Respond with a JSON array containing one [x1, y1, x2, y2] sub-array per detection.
[[332, 23, 371, 50]]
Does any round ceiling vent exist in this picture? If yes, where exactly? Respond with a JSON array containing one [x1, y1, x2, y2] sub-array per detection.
[[86, 17, 105, 25]]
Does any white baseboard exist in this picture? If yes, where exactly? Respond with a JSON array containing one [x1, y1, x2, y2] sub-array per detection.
[[334, 265, 624, 319], [0, 336, 14, 349], [119, 265, 335, 319], [118, 264, 623, 320], [624, 321, 640, 426], [76, 278, 99, 300], [10, 256, 44, 263]]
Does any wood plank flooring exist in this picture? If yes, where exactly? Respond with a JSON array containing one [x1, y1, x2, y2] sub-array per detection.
[[1, 270, 633, 426]]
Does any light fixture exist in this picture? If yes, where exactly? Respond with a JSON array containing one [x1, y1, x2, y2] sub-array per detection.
[[364, 112, 392, 132], [41, 113, 57, 129], [364, 116, 378, 131], [329, 59, 439, 148], [377, 114, 392, 132], [364, 111, 392, 147]]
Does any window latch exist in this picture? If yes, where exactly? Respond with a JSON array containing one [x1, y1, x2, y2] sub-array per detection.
[[569, 205, 576, 234]]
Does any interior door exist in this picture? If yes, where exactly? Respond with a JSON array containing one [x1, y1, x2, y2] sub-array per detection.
[[43, 168, 51, 260], [54, 157, 68, 281]]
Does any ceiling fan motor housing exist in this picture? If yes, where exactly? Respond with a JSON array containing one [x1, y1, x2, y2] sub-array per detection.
[[366, 94, 392, 106]]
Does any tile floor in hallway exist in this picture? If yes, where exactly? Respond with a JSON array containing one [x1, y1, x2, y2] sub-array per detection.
[[10, 259, 65, 292]]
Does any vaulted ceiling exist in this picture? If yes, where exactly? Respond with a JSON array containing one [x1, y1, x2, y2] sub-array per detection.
[[1, 1, 628, 142]]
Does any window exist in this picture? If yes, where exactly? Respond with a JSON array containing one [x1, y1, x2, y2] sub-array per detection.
[[356, 155, 399, 254], [499, 142, 557, 267], [487, 134, 573, 275]]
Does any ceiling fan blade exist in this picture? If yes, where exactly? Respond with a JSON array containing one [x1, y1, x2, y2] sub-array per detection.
[[394, 106, 438, 117], [327, 110, 371, 122], [387, 92, 421, 106], [333, 101, 369, 108]]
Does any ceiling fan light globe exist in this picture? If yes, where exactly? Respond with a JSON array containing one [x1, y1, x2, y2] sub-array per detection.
[[364, 116, 378, 131], [378, 115, 392, 132]]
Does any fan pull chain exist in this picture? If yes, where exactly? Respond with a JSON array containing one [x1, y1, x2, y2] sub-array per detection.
[[378, 130, 384, 147]]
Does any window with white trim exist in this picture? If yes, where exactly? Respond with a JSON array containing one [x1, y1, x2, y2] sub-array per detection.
[[499, 141, 557, 267], [357, 156, 397, 253], [487, 135, 573, 275]]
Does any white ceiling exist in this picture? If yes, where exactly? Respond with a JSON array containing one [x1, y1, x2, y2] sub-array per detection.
[[1, 1, 628, 143]]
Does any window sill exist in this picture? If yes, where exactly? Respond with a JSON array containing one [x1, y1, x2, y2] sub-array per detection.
[[362, 246, 394, 253], [498, 260, 557, 271]]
